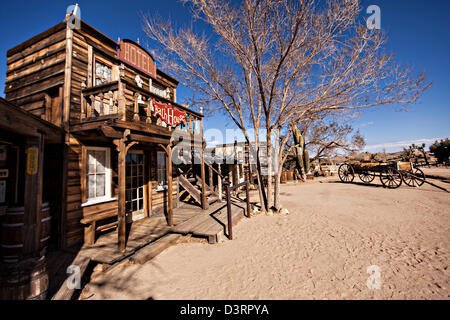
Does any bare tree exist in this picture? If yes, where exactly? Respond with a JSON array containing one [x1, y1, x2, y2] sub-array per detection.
[[303, 121, 365, 161], [142, 0, 430, 212]]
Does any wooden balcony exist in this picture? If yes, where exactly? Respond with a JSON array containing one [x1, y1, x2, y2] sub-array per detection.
[[81, 81, 120, 120], [80, 79, 203, 132]]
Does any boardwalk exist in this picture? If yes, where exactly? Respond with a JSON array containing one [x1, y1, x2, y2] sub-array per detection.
[[72, 200, 247, 265]]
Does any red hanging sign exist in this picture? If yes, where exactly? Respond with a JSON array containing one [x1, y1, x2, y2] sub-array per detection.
[[152, 99, 187, 127]]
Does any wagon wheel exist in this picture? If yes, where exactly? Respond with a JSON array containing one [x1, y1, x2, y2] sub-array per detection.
[[380, 168, 403, 189], [403, 168, 425, 187], [338, 164, 355, 183], [359, 171, 376, 184]]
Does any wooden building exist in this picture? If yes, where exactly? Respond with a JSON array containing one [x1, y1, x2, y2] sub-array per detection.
[[0, 97, 63, 262], [2, 14, 214, 255]]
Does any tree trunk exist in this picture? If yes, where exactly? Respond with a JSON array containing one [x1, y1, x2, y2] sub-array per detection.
[[251, 136, 267, 212], [266, 129, 273, 210], [273, 128, 282, 211]]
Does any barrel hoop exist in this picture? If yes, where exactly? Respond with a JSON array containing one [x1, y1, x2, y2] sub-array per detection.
[[5, 212, 25, 216], [1, 244, 24, 248], [2, 223, 24, 227], [28, 290, 48, 300], [40, 236, 51, 242], [40, 216, 52, 223]]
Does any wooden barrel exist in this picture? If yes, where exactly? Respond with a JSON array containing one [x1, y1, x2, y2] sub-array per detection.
[[39, 202, 51, 252], [1, 202, 51, 263], [1, 206, 24, 263], [287, 170, 294, 181], [0, 256, 48, 300], [280, 171, 287, 183]]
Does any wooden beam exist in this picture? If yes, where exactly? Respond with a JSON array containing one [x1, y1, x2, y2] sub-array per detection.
[[0, 98, 62, 143], [117, 138, 126, 252], [200, 114, 207, 210], [218, 164, 222, 201], [158, 144, 173, 226], [113, 119, 172, 137], [167, 145, 173, 226], [23, 133, 44, 257], [209, 165, 213, 192], [87, 45, 93, 87], [99, 125, 123, 139], [63, 26, 73, 128], [128, 133, 170, 145]]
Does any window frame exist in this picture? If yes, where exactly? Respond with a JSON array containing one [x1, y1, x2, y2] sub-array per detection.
[[93, 56, 113, 86], [82, 146, 114, 207], [156, 151, 167, 191]]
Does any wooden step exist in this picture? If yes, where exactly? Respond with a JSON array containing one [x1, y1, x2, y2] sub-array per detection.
[[179, 175, 202, 205], [171, 213, 213, 234], [192, 204, 245, 243], [51, 255, 91, 300], [207, 196, 219, 205], [128, 234, 182, 264], [187, 177, 197, 183]]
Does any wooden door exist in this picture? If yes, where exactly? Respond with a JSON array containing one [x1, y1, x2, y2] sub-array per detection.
[[125, 151, 145, 222]]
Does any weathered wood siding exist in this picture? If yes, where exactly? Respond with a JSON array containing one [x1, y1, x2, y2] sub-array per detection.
[[5, 25, 67, 123]]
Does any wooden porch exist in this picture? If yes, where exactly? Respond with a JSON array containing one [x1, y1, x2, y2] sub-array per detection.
[[76, 199, 247, 265]]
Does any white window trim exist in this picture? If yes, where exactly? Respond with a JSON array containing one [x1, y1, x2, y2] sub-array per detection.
[[82, 147, 114, 207], [156, 151, 168, 191]]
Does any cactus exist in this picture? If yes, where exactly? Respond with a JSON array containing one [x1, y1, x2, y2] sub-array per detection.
[[292, 124, 309, 179], [303, 149, 310, 173]]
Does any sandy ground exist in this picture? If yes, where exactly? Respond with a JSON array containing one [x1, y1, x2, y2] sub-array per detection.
[[83, 169, 449, 300]]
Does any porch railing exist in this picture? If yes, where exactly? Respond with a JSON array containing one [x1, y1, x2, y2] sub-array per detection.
[[225, 181, 251, 240], [81, 81, 119, 119], [80, 79, 203, 136]]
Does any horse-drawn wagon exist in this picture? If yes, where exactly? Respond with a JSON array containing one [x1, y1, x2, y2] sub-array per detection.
[[338, 161, 425, 189]]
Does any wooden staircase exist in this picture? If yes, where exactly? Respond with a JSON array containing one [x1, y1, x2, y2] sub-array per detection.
[[177, 167, 220, 209]]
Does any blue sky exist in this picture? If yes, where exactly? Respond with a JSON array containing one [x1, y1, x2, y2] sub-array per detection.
[[0, 0, 448, 153]]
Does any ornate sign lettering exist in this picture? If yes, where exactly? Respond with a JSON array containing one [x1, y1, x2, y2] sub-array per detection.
[[118, 39, 156, 78], [152, 99, 187, 127]]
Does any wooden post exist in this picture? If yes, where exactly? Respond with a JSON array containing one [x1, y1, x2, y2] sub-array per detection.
[[117, 138, 127, 252], [218, 163, 222, 201], [60, 134, 69, 249], [245, 141, 250, 182], [23, 133, 44, 258], [133, 93, 140, 121], [209, 165, 213, 192], [158, 144, 173, 226], [63, 26, 73, 129], [167, 145, 173, 226], [87, 45, 93, 87], [176, 177, 180, 208], [118, 67, 126, 121], [147, 153, 152, 217], [200, 111, 207, 210]]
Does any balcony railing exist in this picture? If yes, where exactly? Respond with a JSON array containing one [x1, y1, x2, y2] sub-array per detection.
[[81, 81, 119, 119], [80, 79, 203, 136]]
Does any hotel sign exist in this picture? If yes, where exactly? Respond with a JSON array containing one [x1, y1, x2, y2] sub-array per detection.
[[118, 39, 156, 78], [152, 99, 186, 127]]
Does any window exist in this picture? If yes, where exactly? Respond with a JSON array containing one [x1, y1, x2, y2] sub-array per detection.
[[94, 59, 112, 86], [156, 152, 167, 190], [85, 147, 111, 204]]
